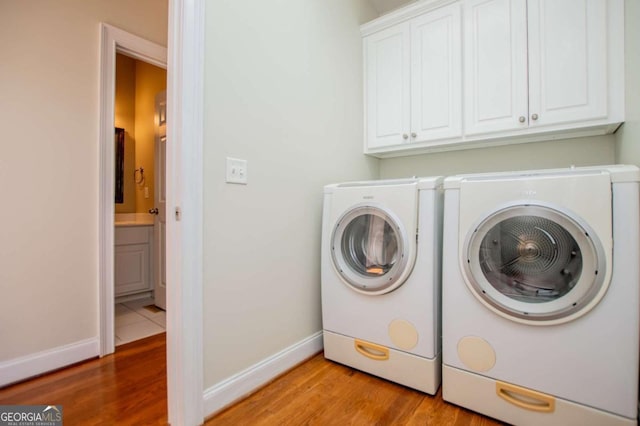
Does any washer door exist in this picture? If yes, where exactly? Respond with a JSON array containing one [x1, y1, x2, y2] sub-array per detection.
[[463, 204, 607, 324], [331, 205, 411, 295]]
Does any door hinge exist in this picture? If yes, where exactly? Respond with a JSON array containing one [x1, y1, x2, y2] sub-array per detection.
[[175, 206, 182, 221]]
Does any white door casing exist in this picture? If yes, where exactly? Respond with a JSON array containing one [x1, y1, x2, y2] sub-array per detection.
[[99, 23, 166, 357], [166, 0, 205, 424]]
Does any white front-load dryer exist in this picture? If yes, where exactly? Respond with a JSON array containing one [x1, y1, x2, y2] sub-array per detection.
[[321, 177, 443, 394], [442, 165, 640, 425]]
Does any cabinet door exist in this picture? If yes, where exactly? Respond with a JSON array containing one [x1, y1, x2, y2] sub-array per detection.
[[411, 3, 462, 142], [463, 0, 528, 136], [364, 23, 410, 149], [115, 243, 151, 296], [527, 0, 608, 128]]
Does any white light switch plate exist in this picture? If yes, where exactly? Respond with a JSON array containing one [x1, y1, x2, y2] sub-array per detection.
[[226, 157, 248, 184]]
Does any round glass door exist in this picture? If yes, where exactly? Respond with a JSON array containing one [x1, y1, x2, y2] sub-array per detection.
[[463, 204, 606, 324], [331, 206, 410, 295]]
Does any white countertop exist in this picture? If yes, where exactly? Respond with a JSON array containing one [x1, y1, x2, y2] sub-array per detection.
[[115, 213, 154, 227]]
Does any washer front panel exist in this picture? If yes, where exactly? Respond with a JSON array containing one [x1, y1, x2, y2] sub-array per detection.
[[442, 170, 639, 419], [462, 204, 607, 323], [331, 205, 410, 294]]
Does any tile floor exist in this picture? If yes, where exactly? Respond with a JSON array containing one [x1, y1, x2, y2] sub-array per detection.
[[115, 297, 166, 346]]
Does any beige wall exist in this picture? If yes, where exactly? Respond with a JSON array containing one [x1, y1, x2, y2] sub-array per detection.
[[203, 0, 379, 387], [615, 0, 640, 165], [0, 0, 167, 361], [115, 53, 136, 213], [380, 135, 616, 178], [134, 61, 166, 214]]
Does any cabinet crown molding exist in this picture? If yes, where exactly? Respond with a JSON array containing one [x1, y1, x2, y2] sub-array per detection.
[[361, 0, 457, 36]]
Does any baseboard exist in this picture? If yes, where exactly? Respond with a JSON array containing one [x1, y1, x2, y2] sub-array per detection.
[[203, 331, 323, 418], [0, 338, 100, 387], [114, 291, 153, 304]]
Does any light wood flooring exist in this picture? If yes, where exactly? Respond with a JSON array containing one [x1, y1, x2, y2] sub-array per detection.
[[0, 333, 167, 425], [0, 334, 501, 425], [207, 353, 502, 425]]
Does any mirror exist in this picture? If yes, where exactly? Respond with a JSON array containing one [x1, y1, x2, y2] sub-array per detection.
[[115, 127, 125, 203]]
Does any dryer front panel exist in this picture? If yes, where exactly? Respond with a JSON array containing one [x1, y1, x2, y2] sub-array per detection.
[[462, 204, 607, 324], [331, 205, 412, 295]]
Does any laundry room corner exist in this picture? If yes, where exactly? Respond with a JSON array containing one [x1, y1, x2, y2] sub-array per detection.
[[615, 0, 640, 166]]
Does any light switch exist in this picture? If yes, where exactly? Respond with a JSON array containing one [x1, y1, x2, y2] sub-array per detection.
[[226, 157, 248, 184]]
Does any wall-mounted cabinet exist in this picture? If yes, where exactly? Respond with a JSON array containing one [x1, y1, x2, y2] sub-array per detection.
[[465, 0, 611, 135], [364, 2, 461, 149], [361, 0, 624, 158]]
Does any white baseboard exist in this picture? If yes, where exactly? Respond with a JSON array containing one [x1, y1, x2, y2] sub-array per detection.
[[0, 338, 100, 387], [203, 331, 323, 418]]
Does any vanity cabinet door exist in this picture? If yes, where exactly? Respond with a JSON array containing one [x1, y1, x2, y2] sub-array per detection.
[[411, 2, 462, 142], [115, 243, 151, 295], [364, 22, 411, 149], [115, 226, 152, 296], [463, 0, 529, 136]]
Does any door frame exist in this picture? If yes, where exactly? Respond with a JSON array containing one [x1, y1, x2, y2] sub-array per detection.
[[98, 22, 167, 358], [98, 0, 204, 423], [165, 0, 205, 423]]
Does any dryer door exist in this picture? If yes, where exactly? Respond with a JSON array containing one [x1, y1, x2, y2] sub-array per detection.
[[463, 204, 607, 324], [331, 205, 411, 295]]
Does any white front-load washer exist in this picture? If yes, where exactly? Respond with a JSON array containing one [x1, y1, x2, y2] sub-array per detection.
[[321, 177, 443, 394], [442, 165, 640, 425]]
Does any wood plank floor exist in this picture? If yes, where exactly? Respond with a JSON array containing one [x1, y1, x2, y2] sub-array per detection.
[[0, 333, 167, 425], [207, 353, 502, 426], [0, 334, 501, 425]]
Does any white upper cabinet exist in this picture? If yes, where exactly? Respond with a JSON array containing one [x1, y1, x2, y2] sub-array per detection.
[[365, 23, 411, 149], [362, 0, 624, 158], [364, 2, 462, 150], [527, 0, 609, 127], [465, 0, 612, 135], [463, 0, 528, 135], [411, 4, 462, 141]]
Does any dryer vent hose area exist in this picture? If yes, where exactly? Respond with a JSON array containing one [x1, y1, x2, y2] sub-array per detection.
[[478, 215, 582, 303]]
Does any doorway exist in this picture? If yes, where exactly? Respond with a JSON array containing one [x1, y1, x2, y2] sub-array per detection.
[[100, 1, 206, 421], [98, 23, 167, 357], [113, 52, 167, 346]]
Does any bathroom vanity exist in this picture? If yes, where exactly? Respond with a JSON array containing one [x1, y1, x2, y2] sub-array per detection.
[[114, 214, 154, 299]]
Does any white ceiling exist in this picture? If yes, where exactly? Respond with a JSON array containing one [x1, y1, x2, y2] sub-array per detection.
[[368, 0, 416, 15]]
